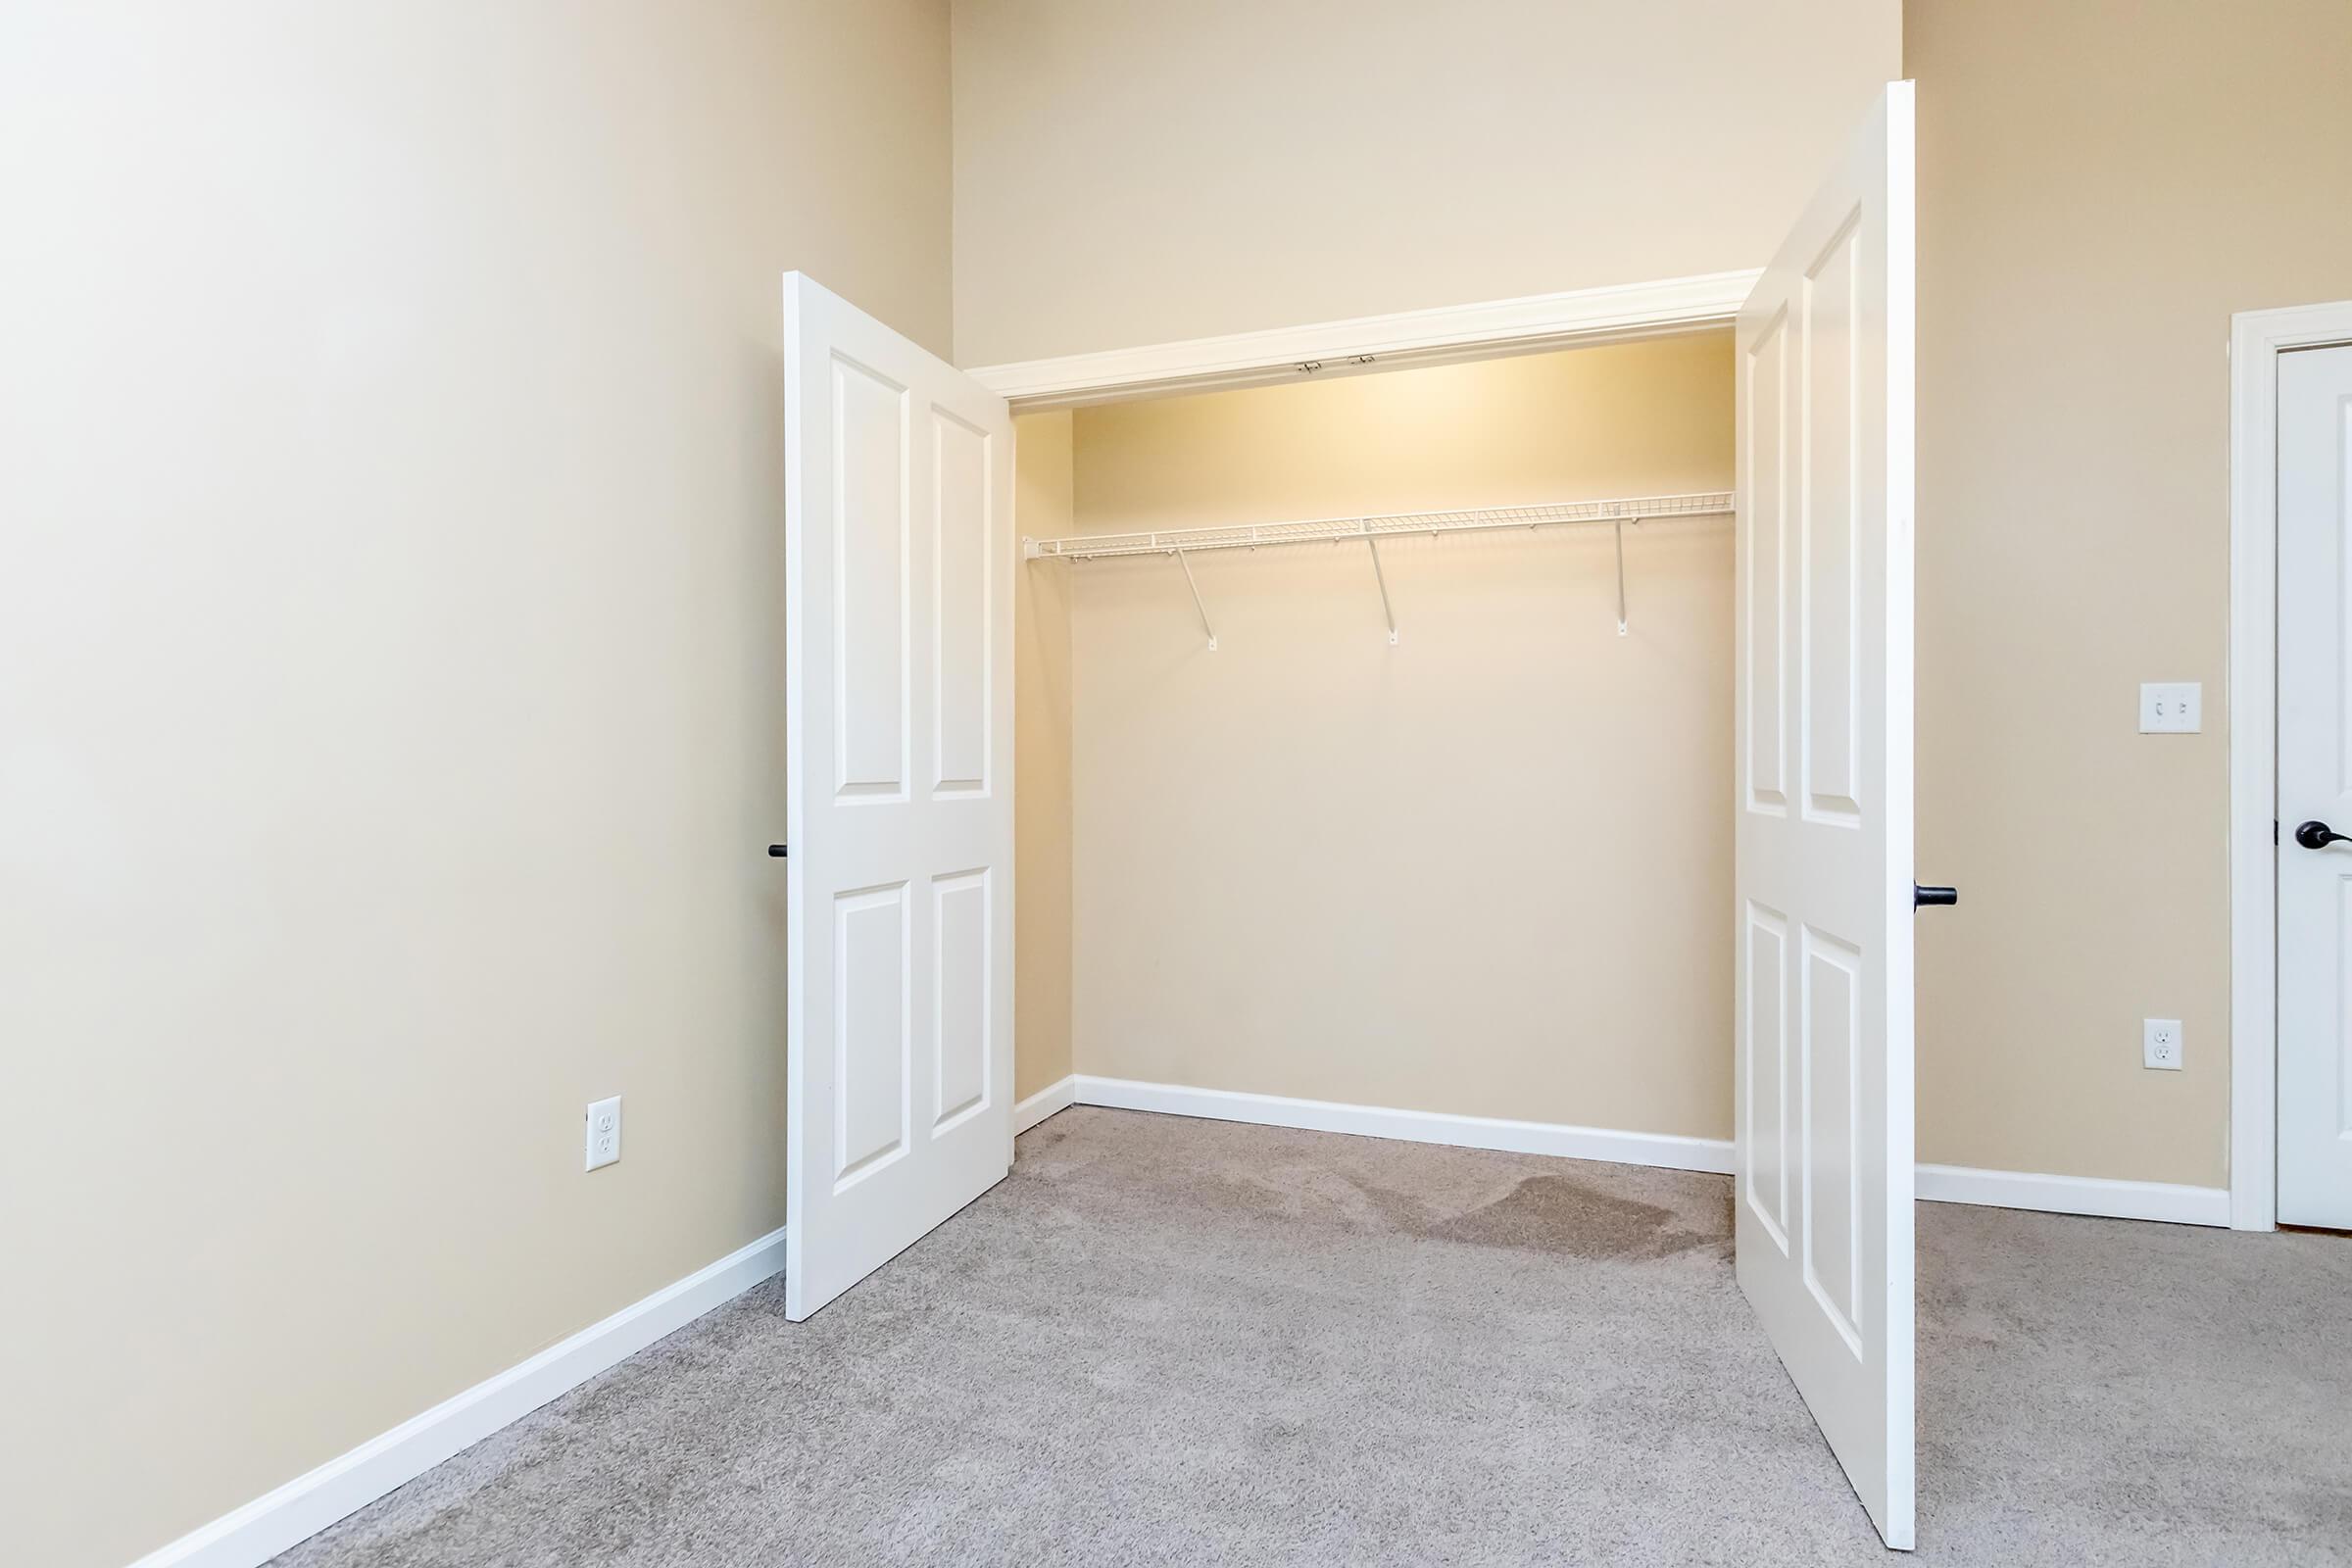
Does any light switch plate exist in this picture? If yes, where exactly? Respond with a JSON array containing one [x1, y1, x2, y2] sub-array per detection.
[[2138, 682, 2201, 733]]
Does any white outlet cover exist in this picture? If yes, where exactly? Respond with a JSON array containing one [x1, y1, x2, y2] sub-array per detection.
[[585, 1095, 622, 1170], [2138, 682, 2201, 733], [2142, 1018, 2183, 1071]]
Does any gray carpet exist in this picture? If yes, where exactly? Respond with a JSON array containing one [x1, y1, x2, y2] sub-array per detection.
[[271, 1107, 2352, 1566]]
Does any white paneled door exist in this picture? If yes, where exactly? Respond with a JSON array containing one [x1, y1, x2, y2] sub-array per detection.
[[782, 273, 1015, 1321], [2278, 341, 2352, 1231], [1735, 83, 1918, 1549]]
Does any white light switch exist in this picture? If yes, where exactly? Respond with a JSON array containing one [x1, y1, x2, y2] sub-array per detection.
[[585, 1096, 622, 1170], [2138, 682, 2201, 733]]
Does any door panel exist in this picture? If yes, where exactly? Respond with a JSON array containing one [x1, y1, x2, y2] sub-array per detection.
[[1735, 81, 1916, 1550], [785, 272, 1015, 1320], [832, 356, 909, 798], [834, 883, 909, 1186], [1746, 305, 1789, 811], [1745, 902, 1790, 1248], [935, 410, 993, 792], [933, 867, 992, 1130], [2278, 340, 2352, 1230]]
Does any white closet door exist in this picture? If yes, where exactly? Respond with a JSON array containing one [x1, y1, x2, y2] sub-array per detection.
[[782, 272, 1015, 1321], [1734, 82, 1918, 1549], [2278, 341, 2352, 1231]]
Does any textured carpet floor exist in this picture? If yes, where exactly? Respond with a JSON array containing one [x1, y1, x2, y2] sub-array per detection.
[[271, 1108, 2352, 1566]]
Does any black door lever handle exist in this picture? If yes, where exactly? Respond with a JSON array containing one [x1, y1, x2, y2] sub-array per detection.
[[2295, 820, 2349, 851], [1914, 883, 1958, 908], [767, 844, 788, 858]]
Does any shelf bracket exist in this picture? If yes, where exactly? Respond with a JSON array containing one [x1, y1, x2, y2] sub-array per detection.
[[1365, 532, 1399, 645], [1613, 517, 1634, 637], [1173, 548, 1217, 651]]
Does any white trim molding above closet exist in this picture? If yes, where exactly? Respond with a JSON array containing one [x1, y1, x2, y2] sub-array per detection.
[[969, 270, 1760, 410], [1021, 489, 1733, 645]]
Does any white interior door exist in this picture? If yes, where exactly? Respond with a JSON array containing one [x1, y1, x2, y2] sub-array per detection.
[[782, 272, 1015, 1321], [2278, 340, 2352, 1231], [1734, 81, 1917, 1549]]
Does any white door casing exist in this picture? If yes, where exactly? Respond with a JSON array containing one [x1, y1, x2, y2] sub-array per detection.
[[782, 272, 1016, 1320], [1734, 82, 1917, 1549], [2278, 341, 2352, 1231]]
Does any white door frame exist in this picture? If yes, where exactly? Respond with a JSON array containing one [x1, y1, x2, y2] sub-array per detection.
[[2228, 298, 2352, 1232], [963, 270, 1759, 410]]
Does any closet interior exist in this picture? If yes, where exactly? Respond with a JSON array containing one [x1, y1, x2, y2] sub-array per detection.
[[1011, 329, 1740, 1152]]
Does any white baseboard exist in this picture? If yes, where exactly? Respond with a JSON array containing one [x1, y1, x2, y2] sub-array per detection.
[[1915, 1163, 2230, 1228], [1013, 1074, 1078, 1135], [129, 1224, 789, 1568], [1070, 1074, 1737, 1174], [1068, 1075, 2232, 1228]]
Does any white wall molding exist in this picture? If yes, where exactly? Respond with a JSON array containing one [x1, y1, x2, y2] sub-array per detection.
[[2228, 299, 2352, 1233], [1915, 1164, 2229, 1228], [1070, 1076, 2231, 1227], [129, 1225, 789, 1568], [1014, 1074, 1078, 1135], [1071, 1074, 1737, 1174], [965, 270, 1761, 411]]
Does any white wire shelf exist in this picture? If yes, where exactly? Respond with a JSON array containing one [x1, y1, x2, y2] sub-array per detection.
[[1019, 490, 1733, 562], [1020, 489, 1734, 647]]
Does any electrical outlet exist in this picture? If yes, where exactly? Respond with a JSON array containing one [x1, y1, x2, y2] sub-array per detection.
[[2142, 1019, 2183, 1071], [2138, 682, 2201, 733], [585, 1096, 622, 1170]]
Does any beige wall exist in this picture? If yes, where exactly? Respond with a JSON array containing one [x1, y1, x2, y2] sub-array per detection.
[[1014, 412, 1077, 1099], [15, 4, 2348, 1558], [1064, 336, 1736, 1135], [1019, 0, 2352, 1196], [949, 0, 1899, 366], [0, 5, 950, 1564], [1907, 0, 2352, 1189]]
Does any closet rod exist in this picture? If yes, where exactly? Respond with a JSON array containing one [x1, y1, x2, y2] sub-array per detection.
[[1021, 489, 1733, 562]]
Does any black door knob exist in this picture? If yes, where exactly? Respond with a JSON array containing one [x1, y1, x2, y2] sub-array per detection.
[[1913, 883, 1958, 908], [766, 844, 789, 858], [2295, 820, 2349, 851]]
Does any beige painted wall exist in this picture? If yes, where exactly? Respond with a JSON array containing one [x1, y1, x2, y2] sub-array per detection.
[[1907, 0, 2352, 1189], [1014, 412, 1076, 1099], [949, 0, 1899, 366], [1065, 336, 1736, 1134], [0, 4, 950, 1564], [13, 5, 2345, 1559]]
